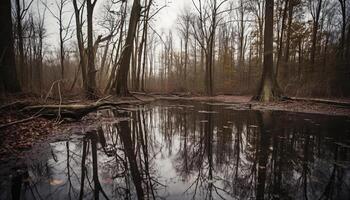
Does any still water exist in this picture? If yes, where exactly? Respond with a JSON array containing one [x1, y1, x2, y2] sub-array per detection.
[[1, 101, 350, 200]]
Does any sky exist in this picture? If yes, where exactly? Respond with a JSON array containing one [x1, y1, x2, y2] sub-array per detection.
[[33, 0, 188, 51]]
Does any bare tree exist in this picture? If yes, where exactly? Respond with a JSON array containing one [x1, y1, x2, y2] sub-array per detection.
[[308, 0, 323, 68], [14, 0, 34, 88], [178, 9, 192, 88], [191, 0, 229, 96], [42, 0, 74, 81], [105, 0, 128, 93], [113, 0, 142, 96], [236, 0, 248, 83], [86, 0, 98, 98], [338, 0, 347, 60], [254, 0, 283, 101], [247, 0, 265, 66], [0, 0, 21, 93], [72, 0, 87, 91]]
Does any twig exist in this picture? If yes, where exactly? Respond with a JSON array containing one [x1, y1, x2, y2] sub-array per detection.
[[0, 115, 41, 129], [0, 101, 25, 110], [44, 80, 61, 102], [56, 81, 63, 123]]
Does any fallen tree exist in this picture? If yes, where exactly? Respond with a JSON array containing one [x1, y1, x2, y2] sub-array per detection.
[[21, 100, 142, 120]]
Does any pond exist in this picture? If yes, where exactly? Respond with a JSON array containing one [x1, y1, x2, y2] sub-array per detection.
[[1, 101, 350, 200]]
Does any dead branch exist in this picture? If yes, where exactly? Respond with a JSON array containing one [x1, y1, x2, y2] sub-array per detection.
[[0, 115, 41, 129], [21, 100, 142, 120]]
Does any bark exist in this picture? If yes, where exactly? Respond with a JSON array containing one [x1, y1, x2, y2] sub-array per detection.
[[137, 18, 146, 91], [338, 0, 346, 59], [310, 0, 323, 68], [99, 40, 110, 79], [275, 0, 289, 78], [86, 0, 97, 98], [73, 0, 87, 90], [15, 0, 25, 87], [238, 0, 245, 74], [113, 0, 142, 96], [284, 0, 294, 70], [254, 0, 282, 102], [0, 0, 21, 93], [105, 2, 127, 93], [346, 17, 350, 59], [141, 1, 151, 92]]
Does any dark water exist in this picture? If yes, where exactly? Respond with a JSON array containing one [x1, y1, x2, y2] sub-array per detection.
[[1, 101, 350, 200]]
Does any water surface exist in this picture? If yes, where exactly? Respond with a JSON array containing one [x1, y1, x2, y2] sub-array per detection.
[[1, 101, 350, 200]]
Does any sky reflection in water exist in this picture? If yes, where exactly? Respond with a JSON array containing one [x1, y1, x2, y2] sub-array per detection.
[[1, 101, 350, 200]]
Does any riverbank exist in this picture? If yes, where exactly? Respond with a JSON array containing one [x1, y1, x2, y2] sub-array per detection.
[[1, 94, 350, 161], [152, 94, 350, 116]]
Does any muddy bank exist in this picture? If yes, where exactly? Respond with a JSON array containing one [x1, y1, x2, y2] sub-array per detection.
[[0, 95, 146, 161], [153, 94, 350, 116], [1, 94, 349, 161]]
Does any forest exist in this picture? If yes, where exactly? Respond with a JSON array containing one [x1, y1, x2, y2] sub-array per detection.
[[0, 0, 349, 99], [0, 0, 350, 200]]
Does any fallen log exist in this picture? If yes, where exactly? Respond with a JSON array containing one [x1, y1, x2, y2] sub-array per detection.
[[22, 100, 142, 120], [290, 97, 350, 107]]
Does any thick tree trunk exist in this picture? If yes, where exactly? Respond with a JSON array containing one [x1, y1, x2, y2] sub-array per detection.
[[0, 0, 21, 93], [73, 0, 87, 91], [15, 0, 25, 88], [86, 0, 97, 98], [113, 0, 142, 96], [254, 0, 282, 102]]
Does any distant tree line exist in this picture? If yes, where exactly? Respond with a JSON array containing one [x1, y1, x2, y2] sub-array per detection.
[[0, 0, 349, 101]]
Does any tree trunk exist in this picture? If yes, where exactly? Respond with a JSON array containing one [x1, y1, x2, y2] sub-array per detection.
[[275, 0, 289, 78], [73, 0, 87, 91], [284, 0, 294, 74], [86, 0, 97, 98], [0, 0, 21, 93], [113, 0, 142, 96], [338, 0, 346, 60], [346, 17, 350, 59], [254, 0, 282, 102], [184, 24, 189, 87], [310, 0, 323, 68], [59, 15, 65, 81], [141, 0, 151, 92], [15, 0, 25, 88]]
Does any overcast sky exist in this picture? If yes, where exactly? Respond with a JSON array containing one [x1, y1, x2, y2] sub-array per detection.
[[35, 0, 188, 51]]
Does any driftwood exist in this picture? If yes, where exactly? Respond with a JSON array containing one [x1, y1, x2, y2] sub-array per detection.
[[22, 100, 141, 120]]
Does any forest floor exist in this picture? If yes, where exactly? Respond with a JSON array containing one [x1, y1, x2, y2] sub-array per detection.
[[153, 94, 350, 116], [1, 93, 350, 164]]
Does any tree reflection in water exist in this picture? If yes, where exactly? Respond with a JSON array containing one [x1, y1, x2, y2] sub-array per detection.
[[2, 102, 350, 200]]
